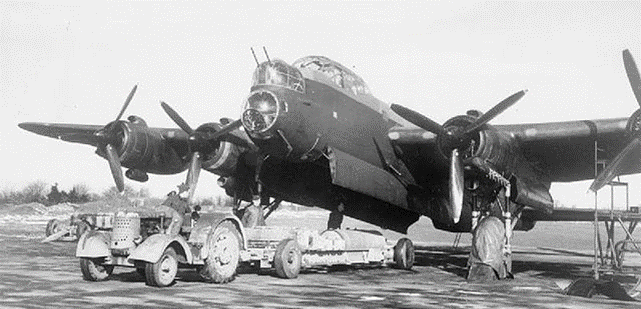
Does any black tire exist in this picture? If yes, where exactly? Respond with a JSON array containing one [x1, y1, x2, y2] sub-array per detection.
[[79, 257, 113, 281], [76, 220, 91, 238], [136, 267, 146, 278], [46, 219, 62, 237], [200, 221, 241, 283], [274, 239, 302, 279], [393, 238, 414, 270], [566, 278, 597, 298], [145, 247, 178, 287], [467, 263, 498, 282]]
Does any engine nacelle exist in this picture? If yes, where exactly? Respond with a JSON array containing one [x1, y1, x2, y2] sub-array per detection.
[[441, 114, 515, 175], [472, 129, 516, 175], [98, 116, 188, 175], [195, 123, 244, 177]]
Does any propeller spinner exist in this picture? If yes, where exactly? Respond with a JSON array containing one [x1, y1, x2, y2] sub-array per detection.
[[160, 102, 242, 203], [391, 90, 527, 223], [589, 50, 641, 192], [94, 85, 138, 193]]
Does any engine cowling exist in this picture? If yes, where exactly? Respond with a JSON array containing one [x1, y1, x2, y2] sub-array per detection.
[[193, 123, 244, 177], [442, 113, 554, 212], [440, 114, 514, 174], [97, 116, 187, 175]]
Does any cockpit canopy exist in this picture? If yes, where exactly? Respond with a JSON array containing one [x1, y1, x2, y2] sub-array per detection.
[[293, 56, 371, 97], [252, 60, 305, 93]]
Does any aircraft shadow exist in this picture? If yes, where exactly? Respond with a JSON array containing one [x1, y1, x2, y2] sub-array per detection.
[[413, 245, 596, 281]]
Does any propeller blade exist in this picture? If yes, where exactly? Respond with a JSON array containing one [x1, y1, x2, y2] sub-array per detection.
[[204, 119, 243, 141], [623, 49, 641, 107], [448, 149, 464, 224], [390, 104, 448, 136], [115, 85, 138, 122], [104, 144, 125, 193], [589, 137, 641, 192], [161, 101, 194, 134], [464, 90, 527, 134], [186, 152, 202, 203]]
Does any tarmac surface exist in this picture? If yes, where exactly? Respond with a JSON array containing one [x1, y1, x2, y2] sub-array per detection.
[[2, 207, 641, 308]]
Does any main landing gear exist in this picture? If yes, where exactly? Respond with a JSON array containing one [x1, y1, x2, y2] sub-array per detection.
[[467, 187, 517, 282]]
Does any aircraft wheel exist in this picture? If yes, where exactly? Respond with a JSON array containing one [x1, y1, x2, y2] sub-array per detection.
[[45, 219, 62, 237], [565, 278, 597, 298], [200, 221, 241, 283], [274, 239, 302, 279], [393, 238, 415, 270], [145, 247, 178, 287], [467, 263, 498, 282], [79, 257, 113, 281]]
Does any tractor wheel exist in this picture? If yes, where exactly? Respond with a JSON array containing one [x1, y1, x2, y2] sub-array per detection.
[[393, 238, 415, 270], [79, 257, 113, 281], [274, 239, 302, 279], [145, 247, 178, 287], [45, 219, 62, 237], [200, 221, 241, 283]]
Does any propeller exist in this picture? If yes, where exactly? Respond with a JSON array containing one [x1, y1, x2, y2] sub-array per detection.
[[589, 49, 641, 192], [390, 90, 527, 223], [449, 149, 464, 223], [160, 102, 242, 203], [93, 85, 138, 193]]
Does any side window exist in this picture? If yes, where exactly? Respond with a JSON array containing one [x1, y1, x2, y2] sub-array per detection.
[[343, 74, 358, 95]]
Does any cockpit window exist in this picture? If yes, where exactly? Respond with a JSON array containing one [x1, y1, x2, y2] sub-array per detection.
[[252, 60, 305, 93], [293, 56, 371, 96]]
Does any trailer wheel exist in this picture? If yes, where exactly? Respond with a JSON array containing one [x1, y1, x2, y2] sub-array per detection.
[[46, 219, 62, 237], [79, 257, 113, 281], [274, 238, 302, 279], [145, 247, 178, 287], [393, 238, 414, 270], [136, 267, 146, 278], [200, 221, 241, 283]]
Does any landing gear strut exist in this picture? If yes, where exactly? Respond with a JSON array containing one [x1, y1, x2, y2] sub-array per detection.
[[467, 187, 515, 282]]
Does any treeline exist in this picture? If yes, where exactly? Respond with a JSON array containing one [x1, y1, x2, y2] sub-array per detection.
[[0, 181, 235, 207], [0, 181, 150, 206]]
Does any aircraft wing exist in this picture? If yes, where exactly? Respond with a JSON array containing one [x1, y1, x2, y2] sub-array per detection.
[[389, 117, 639, 184], [18, 122, 190, 147], [19, 122, 104, 147], [496, 117, 636, 183]]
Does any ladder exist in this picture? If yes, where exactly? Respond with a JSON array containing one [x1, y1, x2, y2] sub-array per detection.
[[592, 141, 638, 280]]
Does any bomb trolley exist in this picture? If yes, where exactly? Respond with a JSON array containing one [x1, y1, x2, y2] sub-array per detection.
[[75, 208, 414, 287]]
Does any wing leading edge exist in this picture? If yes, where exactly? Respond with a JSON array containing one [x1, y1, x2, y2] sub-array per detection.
[[497, 118, 634, 183], [19, 122, 104, 147]]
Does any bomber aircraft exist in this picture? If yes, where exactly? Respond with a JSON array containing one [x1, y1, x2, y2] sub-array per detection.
[[19, 49, 641, 281]]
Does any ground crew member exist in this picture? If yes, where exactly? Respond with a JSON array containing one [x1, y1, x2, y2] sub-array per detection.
[[159, 191, 189, 235]]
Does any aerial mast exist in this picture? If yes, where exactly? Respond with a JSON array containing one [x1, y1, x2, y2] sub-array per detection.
[[263, 46, 271, 65], [250, 47, 260, 67]]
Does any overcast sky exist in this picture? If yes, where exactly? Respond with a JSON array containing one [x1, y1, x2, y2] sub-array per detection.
[[2, 1, 641, 208]]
